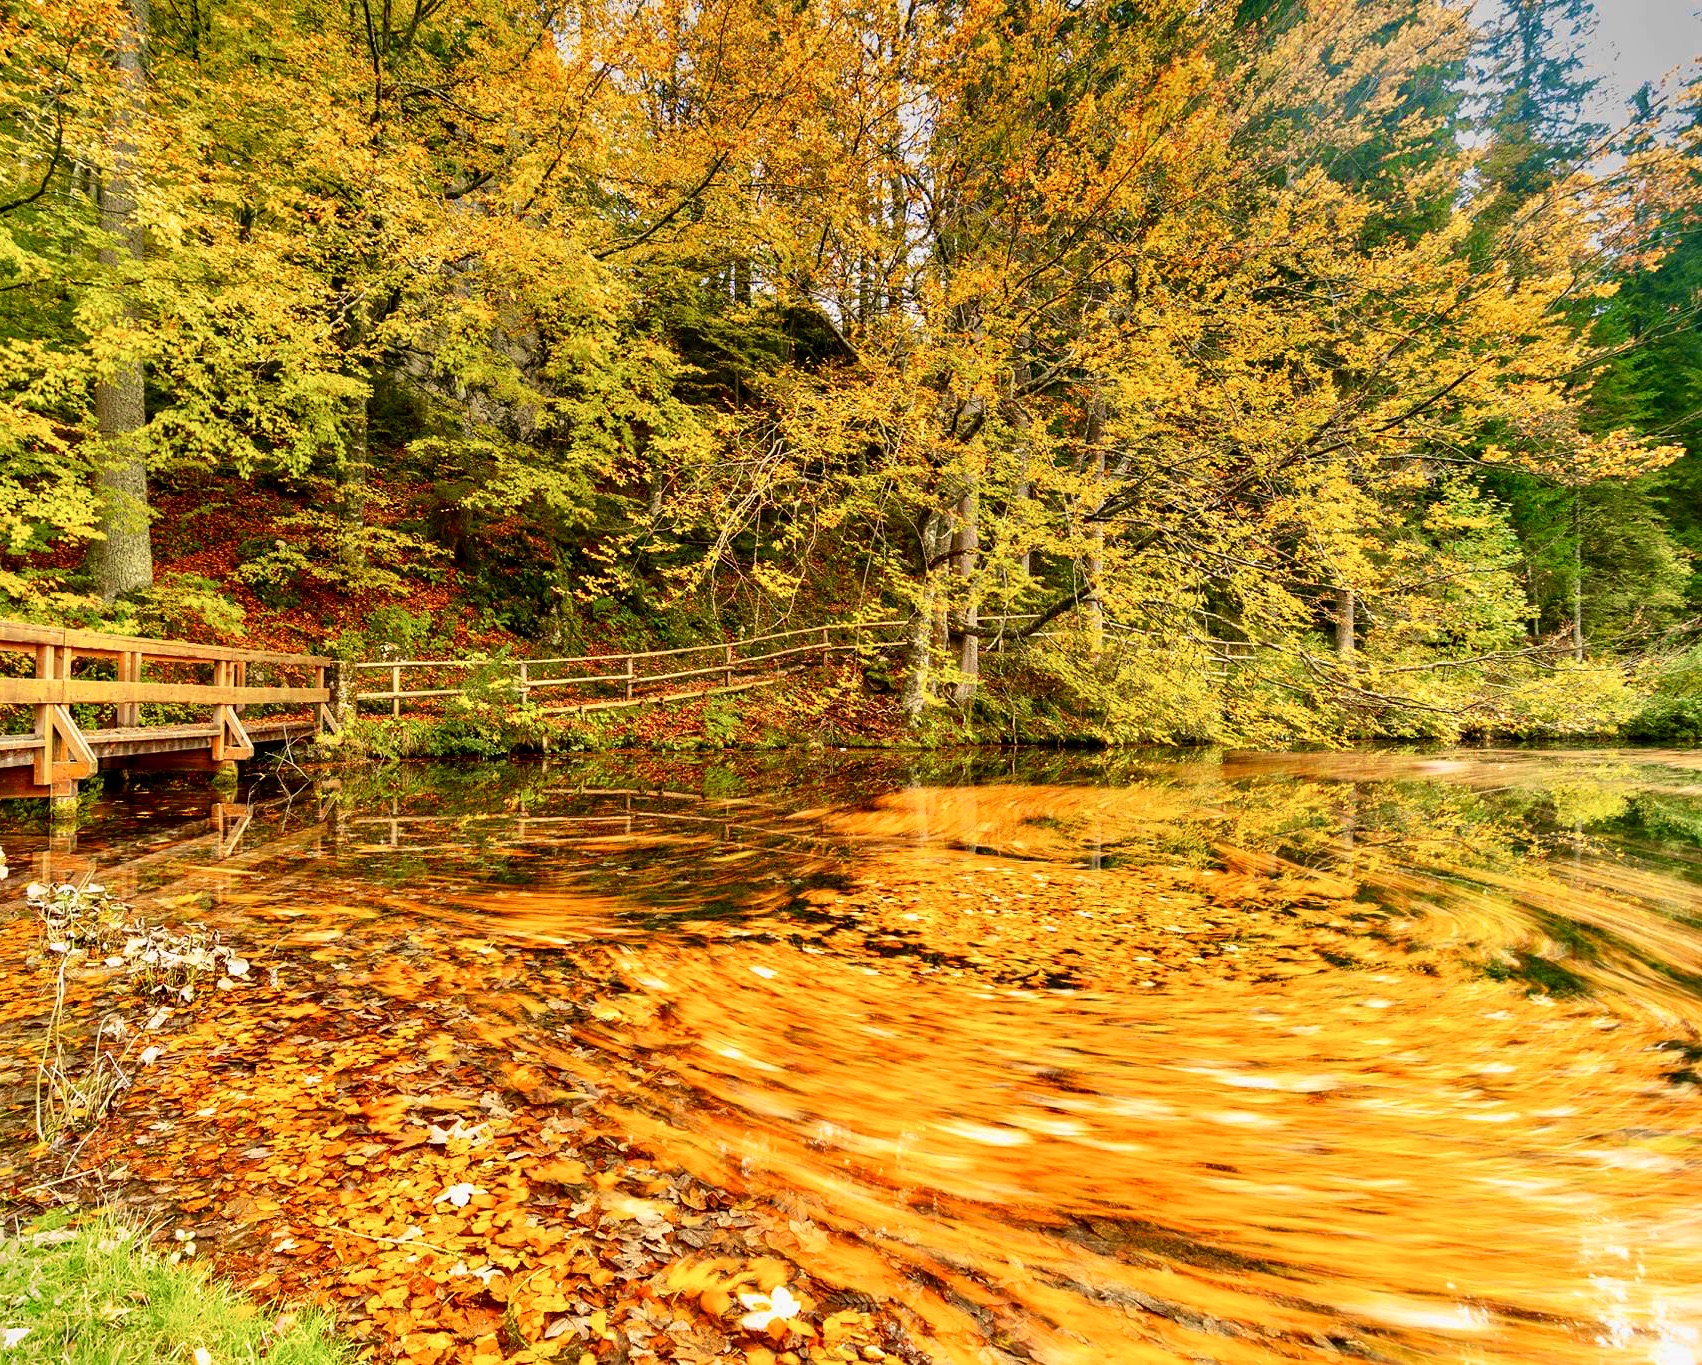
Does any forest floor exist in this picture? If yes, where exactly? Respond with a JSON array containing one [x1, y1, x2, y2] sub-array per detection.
[[143, 473, 526, 657], [0, 880, 910, 1365]]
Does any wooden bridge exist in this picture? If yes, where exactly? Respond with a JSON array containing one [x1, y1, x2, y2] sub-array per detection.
[[0, 620, 333, 804], [1, 611, 1255, 805]]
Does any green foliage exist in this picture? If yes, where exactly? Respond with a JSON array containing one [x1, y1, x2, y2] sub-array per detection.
[[1625, 696, 1702, 745], [1491, 661, 1641, 739], [232, 505, 446, 601], [700, 700, 745, 748], [111, 573, 247, 640], [0, 1215, 349, 1364], [364, 607, 436, 658]]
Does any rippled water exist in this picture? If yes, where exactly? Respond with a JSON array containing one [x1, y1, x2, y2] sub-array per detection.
[[6, 748, 1702, 1363]]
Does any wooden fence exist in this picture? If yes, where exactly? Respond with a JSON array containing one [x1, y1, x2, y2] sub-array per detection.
[[0, 620, 333, 800], [353, 620, 908, 718], [352, 614, 1262, 718]]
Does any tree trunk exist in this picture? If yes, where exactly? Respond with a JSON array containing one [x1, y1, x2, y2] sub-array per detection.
[[1084, 394, 1106, 652], [1336, 585, 1356, 660], [902, 512, 950, 722], [1571, 492, 1584, 662], [338, 390, 369, 571], [1011, 358, 1033, 579], [953, 484, 979, 709], [89, 0, 152, 603]]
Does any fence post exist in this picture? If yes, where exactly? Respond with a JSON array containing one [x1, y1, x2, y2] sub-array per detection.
[[724, 642, 734, 686], [116, 650, 141, 727], [821, 625, 830, 667], [391, 664, 401, 719], [625, 656, 635, 701], [32, 644, 53, 788], [210, 661, 230, 763]]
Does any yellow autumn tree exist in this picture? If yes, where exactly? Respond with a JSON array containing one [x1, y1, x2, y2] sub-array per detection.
[[630, 0, 1692, 737]]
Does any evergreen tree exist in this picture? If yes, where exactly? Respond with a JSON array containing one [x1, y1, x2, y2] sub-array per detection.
[[1468, 0, 1692, 654], [1472, 0, 1604, 199], [1589, 84, 1702, 611]]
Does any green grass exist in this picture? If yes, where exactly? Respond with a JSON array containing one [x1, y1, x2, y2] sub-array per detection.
[[0, 1215, 348, 1364]]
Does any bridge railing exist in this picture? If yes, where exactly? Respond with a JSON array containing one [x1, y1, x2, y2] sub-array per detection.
[[353, 619, 910, 718], [0, 621, 333, 798]]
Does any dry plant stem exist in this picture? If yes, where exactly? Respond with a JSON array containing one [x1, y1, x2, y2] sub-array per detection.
[[34, 953, 69, 1145]]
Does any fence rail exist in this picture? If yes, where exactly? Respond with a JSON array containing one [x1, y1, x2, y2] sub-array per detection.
[[0, 620, 334, 801], [353, 620, 908, 717], [351, 614, 1263, 718]]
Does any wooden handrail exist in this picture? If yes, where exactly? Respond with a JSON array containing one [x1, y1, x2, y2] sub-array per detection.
[[341, 609, 1253, 720], [0, 620, 332, 667], [0, 679, 326, 705], [351, 633, 903, 710]]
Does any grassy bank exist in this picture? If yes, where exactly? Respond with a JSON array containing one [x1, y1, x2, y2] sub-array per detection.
[[0, 1216, 347, 1364]]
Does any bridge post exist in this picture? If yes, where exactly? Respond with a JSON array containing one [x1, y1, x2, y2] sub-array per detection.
[[32, 644, 82, 817], [116, 650, 140, 726], [210, 660, 239, 791], [31, 644, 52, 788]]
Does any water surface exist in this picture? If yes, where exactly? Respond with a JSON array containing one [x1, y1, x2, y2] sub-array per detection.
[[4, 749, 1702, 1364]]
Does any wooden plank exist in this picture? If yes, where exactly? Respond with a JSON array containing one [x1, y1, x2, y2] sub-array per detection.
[[346, 632, 909, 711], [0, 619, 332, 667], [0, 720, 319, 773], [91, 723, 221, 743], [0, 725, 218, 768], [499, 673, 626, 691], [627, 661, 746, 688], [245, 719, 319, 742], [351, 659, 480, 671], [116, 650, 140, 726], [0, 678, 328, 706], [114, 749, 223, 775], [0, 766, 55, 799], [348, 620, 907, 673], [39, 704, 94, 784]]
